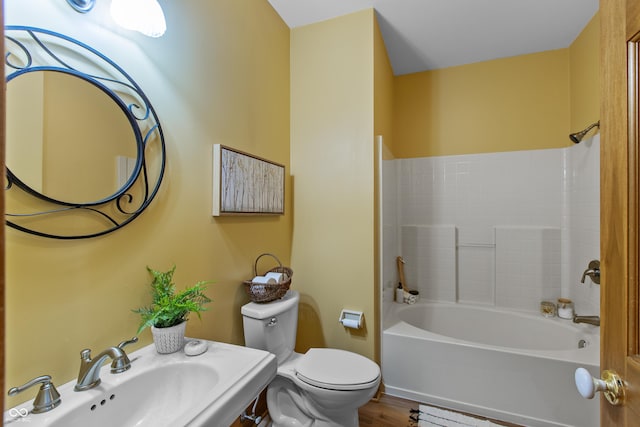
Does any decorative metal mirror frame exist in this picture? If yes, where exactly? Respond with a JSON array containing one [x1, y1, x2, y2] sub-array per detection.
[[4, 26, 166, 239]]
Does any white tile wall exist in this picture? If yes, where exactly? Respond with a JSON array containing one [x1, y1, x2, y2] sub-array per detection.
[[397, 149, 564, 244], [495, 226, 561, 311], [458, 244, 494, 305], [400, 225, 457, 302], [382, 140, 600, 315], [381, 158, 399, 312], [565, 135, 601, 315]]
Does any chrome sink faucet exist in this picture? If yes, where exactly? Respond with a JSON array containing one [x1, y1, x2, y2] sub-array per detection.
[[75, 337, 138, 391], [573, 315, 600, 326]]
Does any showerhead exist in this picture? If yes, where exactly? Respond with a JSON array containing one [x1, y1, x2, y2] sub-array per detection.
[[569, 121, 600, 144]]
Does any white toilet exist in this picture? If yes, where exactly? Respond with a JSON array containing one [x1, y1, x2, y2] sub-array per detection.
[[241, 290, 381, 427]]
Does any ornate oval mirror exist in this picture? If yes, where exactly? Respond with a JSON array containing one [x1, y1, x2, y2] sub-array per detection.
[[7, 70, 138, 204], [4, 26, 166, 239]]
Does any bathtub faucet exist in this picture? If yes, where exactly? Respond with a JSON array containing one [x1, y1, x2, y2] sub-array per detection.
[[573, 315, 600, 326]]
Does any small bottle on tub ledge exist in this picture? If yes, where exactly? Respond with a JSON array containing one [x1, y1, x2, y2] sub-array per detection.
[[396, 283, 404, 303], [557, 298, 575, 319], [540, 300, 556, 318]]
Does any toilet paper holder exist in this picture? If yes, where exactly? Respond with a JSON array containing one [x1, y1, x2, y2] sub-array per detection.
[[338, 310, 363, 329]]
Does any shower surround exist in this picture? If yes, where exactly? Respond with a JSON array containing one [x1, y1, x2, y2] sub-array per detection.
[[381, 136, 600, 316], [379, 137, 601, 425]]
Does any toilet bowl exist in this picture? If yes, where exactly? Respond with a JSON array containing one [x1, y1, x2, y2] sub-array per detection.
[[241, 291, 380, 427]]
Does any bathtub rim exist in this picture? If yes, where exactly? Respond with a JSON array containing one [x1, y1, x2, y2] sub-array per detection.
[[383, 299, 600, 366]]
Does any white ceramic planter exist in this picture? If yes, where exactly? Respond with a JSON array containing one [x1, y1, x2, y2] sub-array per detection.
[[151, 321, 186, 354]]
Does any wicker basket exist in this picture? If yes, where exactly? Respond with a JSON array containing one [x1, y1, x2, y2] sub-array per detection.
[[243, 253, 293, 303]]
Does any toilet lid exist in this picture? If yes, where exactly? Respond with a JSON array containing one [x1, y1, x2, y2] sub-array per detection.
[[295, 348, 380, 391]]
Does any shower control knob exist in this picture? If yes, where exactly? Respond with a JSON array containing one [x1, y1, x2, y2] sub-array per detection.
[[575, 368, 625, 405], [580, 260, 600, 284]]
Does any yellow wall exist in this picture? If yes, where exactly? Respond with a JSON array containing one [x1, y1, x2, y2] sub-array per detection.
[[5, 0, 290, 407], [391, 11, 600, 158], [6, 72, 44, 190], [570, 13, 600, 131], [43, 72, 134, 202], [393, 49, 570, 158], [290, 10, 376, 361], [374, 15, 394, 150]]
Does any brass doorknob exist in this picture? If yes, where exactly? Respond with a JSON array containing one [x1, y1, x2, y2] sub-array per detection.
[[575, 368, 625, 405]]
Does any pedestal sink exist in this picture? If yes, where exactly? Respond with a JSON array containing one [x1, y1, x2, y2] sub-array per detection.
[[4, 339, 276, 427]]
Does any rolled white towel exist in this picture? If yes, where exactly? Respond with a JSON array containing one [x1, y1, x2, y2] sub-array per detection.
[[404, 290, 419, 304], [265, 272, 286, 283], [253, 276, 277, 285]]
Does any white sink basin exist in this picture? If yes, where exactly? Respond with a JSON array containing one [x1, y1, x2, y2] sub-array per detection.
[[4, 339, 276, 427]]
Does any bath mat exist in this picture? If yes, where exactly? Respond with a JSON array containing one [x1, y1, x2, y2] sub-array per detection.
[[413, 404, 501, 427]]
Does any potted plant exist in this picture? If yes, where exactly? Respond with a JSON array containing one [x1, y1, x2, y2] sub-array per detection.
[[133, 265, 211, 353]]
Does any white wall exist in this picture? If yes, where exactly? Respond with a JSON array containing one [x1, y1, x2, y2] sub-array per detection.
[[382, 136, 600, 316]]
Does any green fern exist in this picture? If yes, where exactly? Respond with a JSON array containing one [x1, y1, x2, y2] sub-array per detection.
[[133, 265, 212, 334]]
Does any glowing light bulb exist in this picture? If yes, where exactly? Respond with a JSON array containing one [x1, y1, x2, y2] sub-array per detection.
[[111, 0, 166, 38]]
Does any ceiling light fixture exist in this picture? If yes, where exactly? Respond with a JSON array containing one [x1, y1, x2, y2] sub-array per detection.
[[65, 0, 166, 38], [66, 0, 95, 13], [110, 0, 167, 38]]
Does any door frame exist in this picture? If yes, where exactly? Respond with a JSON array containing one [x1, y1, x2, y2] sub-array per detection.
[[601, 0, 640, 424]]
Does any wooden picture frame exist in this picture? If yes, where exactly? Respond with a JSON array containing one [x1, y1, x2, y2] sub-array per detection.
[[212, 144, 285, 216]]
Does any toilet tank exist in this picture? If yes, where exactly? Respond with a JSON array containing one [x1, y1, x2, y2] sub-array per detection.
[[241, 290, 299, 364]]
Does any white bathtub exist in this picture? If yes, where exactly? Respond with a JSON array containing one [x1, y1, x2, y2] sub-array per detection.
[[382, 301, 600, 427]]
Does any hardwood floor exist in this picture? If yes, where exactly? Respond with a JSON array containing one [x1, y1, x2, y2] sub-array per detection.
[[233, 391, 522, 426], [358, 394, 417, 426], [358, 394, 523, 427]]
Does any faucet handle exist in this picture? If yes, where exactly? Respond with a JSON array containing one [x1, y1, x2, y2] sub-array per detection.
[[110, 336, 138, 373], [580, 260, 601, 284], [117, 336, 138, 350], [79, 348, 92, 361], [8, 375, 61, 414]]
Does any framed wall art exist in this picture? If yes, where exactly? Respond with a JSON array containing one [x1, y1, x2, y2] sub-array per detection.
[[212, 144, 285, 216]]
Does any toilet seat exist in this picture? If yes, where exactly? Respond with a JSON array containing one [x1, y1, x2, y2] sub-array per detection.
[[295, 348, 380, 391]]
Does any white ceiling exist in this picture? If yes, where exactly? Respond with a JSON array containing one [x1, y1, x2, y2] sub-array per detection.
[[267, 0, 599, 75]]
